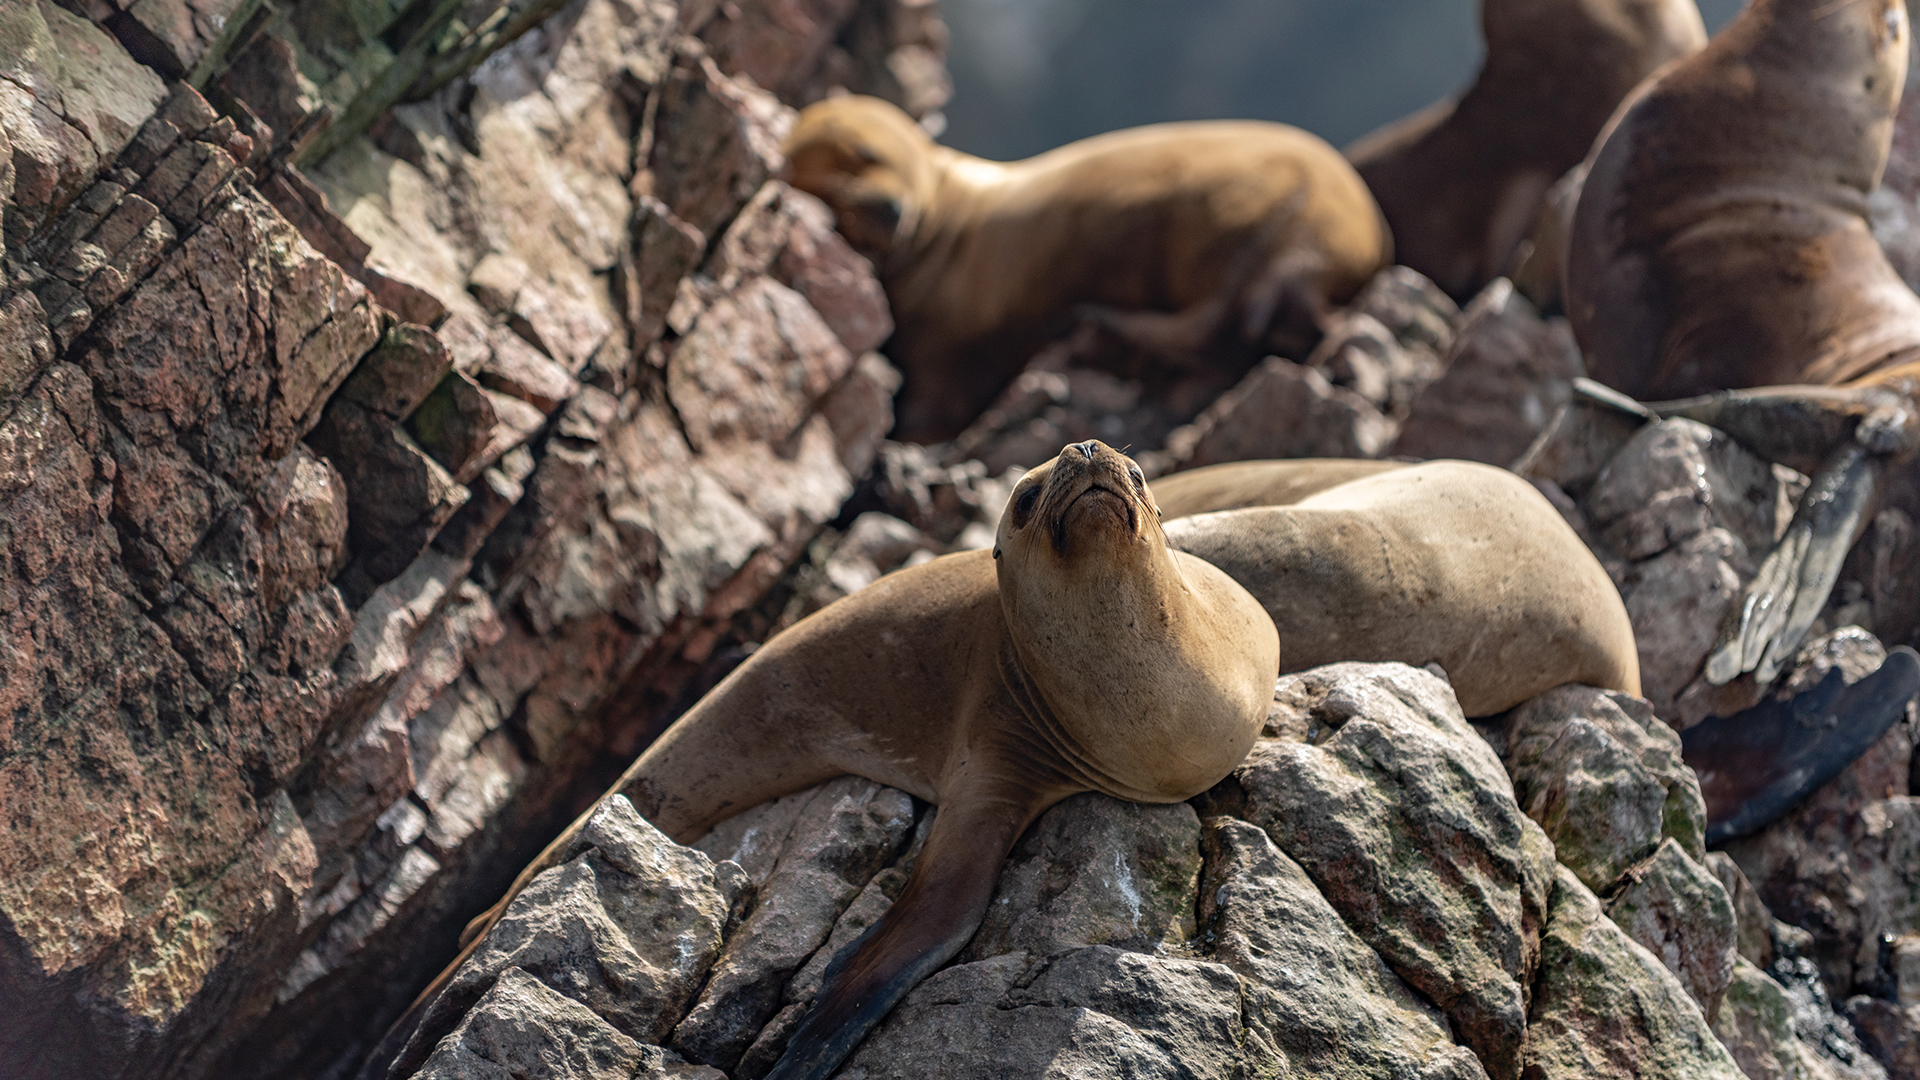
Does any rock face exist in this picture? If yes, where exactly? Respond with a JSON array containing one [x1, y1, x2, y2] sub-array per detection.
[[0, 0, 936, 1077], [398, 663, 1748, 1080]]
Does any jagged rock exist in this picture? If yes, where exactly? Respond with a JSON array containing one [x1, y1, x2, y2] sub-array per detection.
[[1195, 817, 1490, 1079], [1523, 866, 1745, 1079], [1847, 997, 1920, 1080], [962, 795, 1202, 963], [1391, 278, 1584, 467], [1155, 355, 1395, 472], [1232, 663, 1552, 1080], [1605, 838, 1738, 1021], [390, 797, 746, 1077], [1712, 851, 1783, 969], [415, 966, 660, 1080], [1504, 684, 1708, 893], [670, 778, 915, 1071], [1307, 266, 1458, 418], [1723, 631, 1920, 1002]]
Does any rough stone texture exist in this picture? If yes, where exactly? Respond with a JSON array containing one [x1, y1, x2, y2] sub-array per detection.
[[959, 794, 1202, 964], [1605, 838, 1738, 1021], [0, 0, 909, 1076], [385, 663, 1776, 1080], [1390, 277, 1585, 467], [1722, 637, 1920, 1004], [391, 797, 745, 1078], [1522, 865, 1746, 1080], [1575, 418, 1798, 722], [670, 778, 914, 1072], [413, 966, 656, 1080], [1232, 663, 1555, 1080], [1504, 684, 1708, 893]]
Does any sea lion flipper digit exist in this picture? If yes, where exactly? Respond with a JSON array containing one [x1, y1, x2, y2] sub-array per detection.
[[1705, 445, 1882, 685], [1687, 646, 1920, 845], [1570, 376, 1658, 421], [764, 776, 1065, 1080]]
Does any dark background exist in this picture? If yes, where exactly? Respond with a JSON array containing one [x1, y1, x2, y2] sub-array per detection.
[[938, 0, 1748, 160]]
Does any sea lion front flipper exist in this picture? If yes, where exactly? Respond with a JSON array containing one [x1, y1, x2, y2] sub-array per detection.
[[763, 776, 1065, 1080], [1704, 444, 1882, 685], [1685, 646, 1920, 845]]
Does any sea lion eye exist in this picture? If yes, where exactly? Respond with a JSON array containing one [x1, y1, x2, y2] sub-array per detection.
[[1013, 484, 1042, 527], [1128, 466, 1145, 494]]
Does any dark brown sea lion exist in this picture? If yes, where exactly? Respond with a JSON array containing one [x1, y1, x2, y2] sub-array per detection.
[[389, 449, 1640, 1080], [1566, 0, 1920, 685], [782, 95, 1393, 442], [1347, 0, 1705, 301]]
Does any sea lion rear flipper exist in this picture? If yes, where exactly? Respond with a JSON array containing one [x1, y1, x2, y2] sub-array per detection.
[[1705, 444, 1881, 685], [1643, 383, 1914, 477], [763, 780, 1061, 1080], [1685, 646, 1920, 845]]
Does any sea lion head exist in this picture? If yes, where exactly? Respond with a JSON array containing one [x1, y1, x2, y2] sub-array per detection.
[[992, 442, 1278, 802], [783, 95, 937, 263], [1743, 0, 1908, 164]]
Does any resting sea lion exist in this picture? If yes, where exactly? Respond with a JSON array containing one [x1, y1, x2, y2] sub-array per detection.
[[1346, 0, 1704, 302], [1155, 458, 1642, 712], [783, 95, 1392, 441], [388, 441, 1278, 1079], [389, 449, 1640, 1080], [1566, 0, 1920, 685]]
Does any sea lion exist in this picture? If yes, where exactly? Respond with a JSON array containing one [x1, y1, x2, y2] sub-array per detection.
[[1154, 458, 1643, 713], [1566, 0, 1920, 685], [782, 95, 1393, 441], [388, 440, 1279, 1080], [1346, 0, 1705, 301], [390, 449, 1641, 1080]]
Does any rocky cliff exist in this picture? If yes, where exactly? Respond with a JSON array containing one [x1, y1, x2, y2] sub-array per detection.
[[8, 1, 1920, 1079]]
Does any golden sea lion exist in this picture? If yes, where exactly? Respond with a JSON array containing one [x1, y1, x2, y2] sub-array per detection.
[[1347, 0, 1705, 301], [1566, 0, 1920, 685], [388, 449, 1639, 1080], [782, 95, 1393, 441], [1155, 459, 1642, 712]]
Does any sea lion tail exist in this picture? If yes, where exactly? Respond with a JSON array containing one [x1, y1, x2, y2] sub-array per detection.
[[1684, 646, 1920, 845], [763, 782, 1059, 1080]]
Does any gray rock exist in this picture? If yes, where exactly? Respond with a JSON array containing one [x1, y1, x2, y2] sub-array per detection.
[[1604, 838, 1738, 1021], [1575, 417, 1799, 721], [1715, 957, 1863, 1080], [1198, 817, 1489, 1079], [832, 948, 1255, 1080], [1522, 866, 1746, 1079], [1233, 662, 1549, 1080], [1390, 278, 1584, 467], [413, 966, 650, 1080], [1723, 629, 1920, 1000], [391, 798, 743, 1077], [1505, 684, 1708, 892], [1710, 851, 1781, 969], [670, 778, 916, 1071], [960, 794, 1201, 963]]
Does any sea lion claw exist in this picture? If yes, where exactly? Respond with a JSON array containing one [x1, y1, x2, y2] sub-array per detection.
[[1686, 646, 1920, 845], [1704, 444, 1881, 686]]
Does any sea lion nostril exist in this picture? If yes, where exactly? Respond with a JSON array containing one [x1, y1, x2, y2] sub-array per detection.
[[1077, 442, 1096, 461]]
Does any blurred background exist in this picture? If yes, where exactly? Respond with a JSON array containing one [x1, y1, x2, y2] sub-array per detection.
[[939, 0, 1748, 160]]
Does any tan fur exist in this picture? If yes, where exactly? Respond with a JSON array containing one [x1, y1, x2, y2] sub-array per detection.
[[1568, 0, 1920, 404], [1348, 0, 1704, 301], [1156, 459, 1642, 714], [784, 96, 1392, 441], [389, 441, 1276, 1080]]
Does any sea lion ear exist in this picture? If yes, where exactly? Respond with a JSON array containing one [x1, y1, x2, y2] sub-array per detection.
[[992, 546, 1001, 560]]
